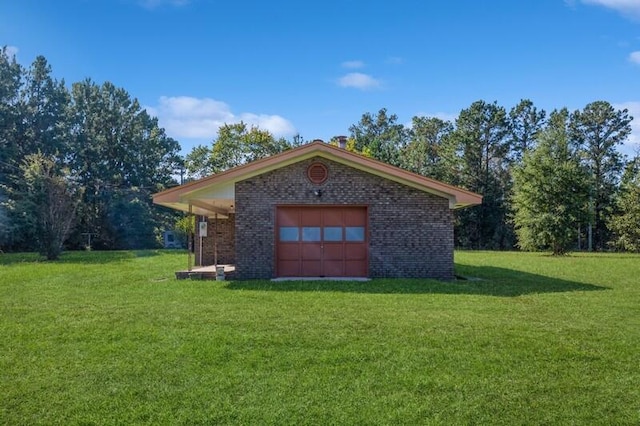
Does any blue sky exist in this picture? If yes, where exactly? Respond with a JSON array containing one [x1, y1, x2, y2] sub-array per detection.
[[2, 0, 640, 155]]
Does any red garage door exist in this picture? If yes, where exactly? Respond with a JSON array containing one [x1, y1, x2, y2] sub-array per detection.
[[276, 206, 368, 277]]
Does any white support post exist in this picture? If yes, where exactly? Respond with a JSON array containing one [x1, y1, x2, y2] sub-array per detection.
[[199, 217, 203, 267], [214, 212, 218, 267], [188, 203, 192, 272]]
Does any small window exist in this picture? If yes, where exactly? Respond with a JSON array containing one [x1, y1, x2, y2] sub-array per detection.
[[280, 227, 299, 241], [302, 227, 321, 241], [345, 226, 365, 242], [323, 227, 342, 241]]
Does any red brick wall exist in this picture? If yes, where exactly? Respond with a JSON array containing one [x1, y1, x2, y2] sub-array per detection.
[[194, 214, 235, 266], [234, 157, 454, 279]]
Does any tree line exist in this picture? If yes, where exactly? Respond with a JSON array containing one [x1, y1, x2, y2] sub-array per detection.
[[0, 47, 182, 258], [2, 47, 638, 257], [347, 102, 638, 253], [186, 101, 639, 254]]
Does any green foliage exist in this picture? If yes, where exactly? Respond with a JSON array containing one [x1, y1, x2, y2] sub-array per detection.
[[570, 101, 632, 250], [66, 79, 180, 249], [402, 116, 454, 181], [104, 188, 161, 250], [508, 99, 546, 162], [185, 122, 292, 177], [1, 49, 638, 255], [174, 213, 195, 235], [1, 250, 639, 423], [449, 100, 512, 249], [18, 56, 71, 159], [173, 214, 195, 248], [348, 108, 408, 166], [512, 109, 589, 254], [184, 144, 213, 179], [11, 154, 81, 259], [0, 46, 23, 186], [0, 54, 181, 253], [609, 158, 640, 251]]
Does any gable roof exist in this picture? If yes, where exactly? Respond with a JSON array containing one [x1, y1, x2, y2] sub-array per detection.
[[153, 141, 482, 217]]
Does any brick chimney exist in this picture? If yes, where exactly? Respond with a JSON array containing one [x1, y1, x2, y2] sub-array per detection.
[[336, 135, 347, 149]]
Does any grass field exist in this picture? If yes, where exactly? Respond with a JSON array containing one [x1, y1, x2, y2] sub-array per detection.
[[1, 250, 639, 424]]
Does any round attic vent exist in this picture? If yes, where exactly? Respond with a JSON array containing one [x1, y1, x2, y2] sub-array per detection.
[[307, 162, 328, 184]]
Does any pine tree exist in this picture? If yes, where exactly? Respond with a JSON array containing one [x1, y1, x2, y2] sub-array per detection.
[[449, 100, 511, 249], [570, 101, 632, 250]]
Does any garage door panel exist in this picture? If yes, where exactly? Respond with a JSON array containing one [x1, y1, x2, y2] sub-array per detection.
[[323, 243, 344, 260], [301, 260, 322, 276], [301, 244, 322, 260], [344, 207, 367, 226], [278, 208, 299, 226], [323, 260, 344, 276], [278, 260, 300, 277], [322, 209, 343, 226], [278, 244, 299, 260], [301, 208, 322, 226], [276, 206, 367, 278], [345, 244, 367, 260], [345, 260, 367, 277]]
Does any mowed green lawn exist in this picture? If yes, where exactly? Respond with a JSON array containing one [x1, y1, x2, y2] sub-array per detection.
[[1, 250, 639, 425]]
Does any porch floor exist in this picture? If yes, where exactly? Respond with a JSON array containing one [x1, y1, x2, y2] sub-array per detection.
[[176, 264, 235, 280]]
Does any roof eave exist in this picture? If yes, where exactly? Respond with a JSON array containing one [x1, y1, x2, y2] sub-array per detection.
[[152, 141, 483, 209]]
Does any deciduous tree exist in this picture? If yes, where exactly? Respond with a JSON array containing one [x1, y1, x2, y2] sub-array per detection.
[[68, 79, 181, 249], [12, 153, 81, 259], [608, 157, 640, 251], [512, 109, 589, 255], [185, 122, 292, 176]]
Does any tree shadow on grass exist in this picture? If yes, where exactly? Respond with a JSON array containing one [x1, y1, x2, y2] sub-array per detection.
[[0, 249, 168, 265], [0, 252, 42, 265], [224, 265, 608, 297], [56, 250, 168, 264]]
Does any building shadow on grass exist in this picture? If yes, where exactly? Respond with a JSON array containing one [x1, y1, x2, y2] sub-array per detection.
[[224, 265, 608, 296]]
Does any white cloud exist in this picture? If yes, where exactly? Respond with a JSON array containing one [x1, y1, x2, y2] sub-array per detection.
[[337, 73, 381, 90], [581, 0, 640, 19], [145, 96, 297, 140], [342, 60, 365, 69], [5, 45, 18, 58], [629, 51, 640, 64], [386, 56, 404, 65], [237, 113, 296, 136], [614, 101, 640, 156]]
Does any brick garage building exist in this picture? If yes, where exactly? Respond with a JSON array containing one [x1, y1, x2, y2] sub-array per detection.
[[153, 141, 481, 280]]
